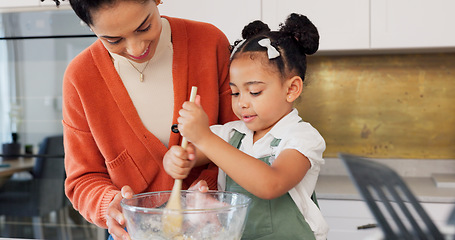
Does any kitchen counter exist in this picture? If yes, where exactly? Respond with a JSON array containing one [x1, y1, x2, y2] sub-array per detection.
[[313, 157, 455, 239], [316, 175, 455, 203], [315, 158, 455, 203]]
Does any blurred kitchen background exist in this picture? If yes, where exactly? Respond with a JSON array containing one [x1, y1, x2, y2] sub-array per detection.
[[0, 4, 96, 148], [0, 0, 454, 239]]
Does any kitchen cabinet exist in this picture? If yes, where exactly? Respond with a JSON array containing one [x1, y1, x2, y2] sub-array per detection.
[[158, 0, 261, 44], [261, 0, 370, 51], [40, 0, 70, 7], [0, 0, 39, 8], [319, 199, 455, 239], [319, 199, 381, 239], [0, 0, 69, 9], [370, 0, 455, 49], [263, 0, 455, 52], [3, 0, 455, 52], [0, 0, 70, 9]]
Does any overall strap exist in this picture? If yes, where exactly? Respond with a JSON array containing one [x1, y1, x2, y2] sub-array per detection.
[[225, 131, 315, 240], [270, 138, 281, 147], [228, 129, 246, 149]]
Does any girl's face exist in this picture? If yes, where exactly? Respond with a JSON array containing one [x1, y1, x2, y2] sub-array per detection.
[[229, 55, 294, 140], [90, 0, 161, 63]]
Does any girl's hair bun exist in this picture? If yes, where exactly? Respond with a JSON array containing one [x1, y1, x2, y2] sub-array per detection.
[[279, 13, 319, 55], [241, 20, 271, 40]]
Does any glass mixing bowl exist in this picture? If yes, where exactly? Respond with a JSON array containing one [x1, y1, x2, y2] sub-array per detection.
[[121, 190, 251, 240]]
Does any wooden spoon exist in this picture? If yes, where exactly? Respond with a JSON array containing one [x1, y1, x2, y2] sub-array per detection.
[[163, 86, 198, 236]]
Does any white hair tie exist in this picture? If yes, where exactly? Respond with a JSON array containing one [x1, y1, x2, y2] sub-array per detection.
[[230, 39, 246, 60], [258, 38, 280, 59]]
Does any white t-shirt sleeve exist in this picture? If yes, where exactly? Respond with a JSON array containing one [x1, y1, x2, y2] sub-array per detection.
[[276, 122, 325, 169]]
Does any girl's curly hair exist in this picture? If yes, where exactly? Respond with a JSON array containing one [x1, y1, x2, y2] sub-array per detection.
[[231, 13, 319, 83]]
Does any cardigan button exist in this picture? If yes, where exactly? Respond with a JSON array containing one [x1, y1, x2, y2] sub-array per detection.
[[171, 124, 179, 133]]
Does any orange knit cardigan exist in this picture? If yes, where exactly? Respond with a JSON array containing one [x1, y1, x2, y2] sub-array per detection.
[[62, 16, 236, 228]]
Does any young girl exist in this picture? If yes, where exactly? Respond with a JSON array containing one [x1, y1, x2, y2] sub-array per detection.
[[164, 13, 328, 240]]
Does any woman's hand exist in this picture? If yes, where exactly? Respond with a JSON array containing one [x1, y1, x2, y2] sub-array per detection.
[[188, 180, 226, 208], [187, 180, 225, 230], [163, 145, 197, 179], [106, 186, 134, 240], [188, 180, 210, 192]]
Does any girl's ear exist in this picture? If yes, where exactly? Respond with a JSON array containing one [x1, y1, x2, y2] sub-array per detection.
[[286, 76, 303, 103]]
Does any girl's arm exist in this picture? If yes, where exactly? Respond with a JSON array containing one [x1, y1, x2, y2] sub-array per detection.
[[195, 131, 310, 199], [178, 99, 311, 199]]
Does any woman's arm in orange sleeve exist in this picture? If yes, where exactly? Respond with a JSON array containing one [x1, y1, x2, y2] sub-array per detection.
[[62, 72, 119, 229]]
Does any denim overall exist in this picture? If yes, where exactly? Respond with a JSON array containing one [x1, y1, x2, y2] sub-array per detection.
[[226, 130, 316, 240]]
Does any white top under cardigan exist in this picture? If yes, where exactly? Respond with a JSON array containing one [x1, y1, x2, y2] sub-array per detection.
[[110, 18, 174, 147], [211, 109, 329, 240]]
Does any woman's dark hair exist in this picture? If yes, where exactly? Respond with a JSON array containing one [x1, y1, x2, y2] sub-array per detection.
[[69, 0, 151, 26], [231, 13, 319, 83]]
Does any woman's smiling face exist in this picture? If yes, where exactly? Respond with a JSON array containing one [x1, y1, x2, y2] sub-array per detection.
[[89, 0, 162, 63]]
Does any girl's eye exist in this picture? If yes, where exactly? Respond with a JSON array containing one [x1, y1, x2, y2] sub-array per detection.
[[231, 92, 239, 96], [137, 24, 151, 33], [250, 91, 262, 96]]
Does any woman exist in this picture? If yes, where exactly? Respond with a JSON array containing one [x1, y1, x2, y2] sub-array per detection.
[[62, 0, 236, 239]]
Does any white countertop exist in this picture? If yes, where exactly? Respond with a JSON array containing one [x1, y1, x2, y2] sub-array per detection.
[[315, 157, 455, 203], [316, 175, 455, 203]]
